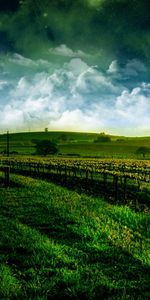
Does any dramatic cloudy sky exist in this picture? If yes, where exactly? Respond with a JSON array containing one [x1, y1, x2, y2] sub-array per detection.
[[0, 0, 150, 135]]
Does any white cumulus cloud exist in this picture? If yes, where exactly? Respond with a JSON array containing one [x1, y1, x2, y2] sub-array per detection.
[[107, 59, 147, 80], [0, 52, 149, 136], [49, 44, 88, 58]]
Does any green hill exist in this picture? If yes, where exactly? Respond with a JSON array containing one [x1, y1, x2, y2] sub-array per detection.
[[0, 131, 150, 158]]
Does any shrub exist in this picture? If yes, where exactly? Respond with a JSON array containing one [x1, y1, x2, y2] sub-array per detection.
[[34, 140, 59, 156]]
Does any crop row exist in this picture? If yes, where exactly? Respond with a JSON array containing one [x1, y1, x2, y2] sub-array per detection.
[[1, 157, 150, 204], [0, 157, 150, 183]]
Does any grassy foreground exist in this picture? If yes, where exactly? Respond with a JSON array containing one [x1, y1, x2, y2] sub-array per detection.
[[0, 175, 150, 299]]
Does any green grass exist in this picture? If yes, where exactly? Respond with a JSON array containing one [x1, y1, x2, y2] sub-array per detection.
[[0, 131, 150, 157], [59, 142, 147, 158], [0, 174, 149, 299]]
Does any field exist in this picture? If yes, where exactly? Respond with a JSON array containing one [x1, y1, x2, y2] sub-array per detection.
[[0, 174, 150, 299], [0, 131, 150, 299], [0, 131, 150, 158]]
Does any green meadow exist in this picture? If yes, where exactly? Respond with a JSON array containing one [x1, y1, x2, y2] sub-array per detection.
[[0, 131, 150, 299], [0, 174, 150, 299], [0, 131, 150, 158]]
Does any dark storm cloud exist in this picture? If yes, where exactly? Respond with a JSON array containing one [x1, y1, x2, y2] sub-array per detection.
[[0, 0, 20, 12], [0, 0, 150, 65]]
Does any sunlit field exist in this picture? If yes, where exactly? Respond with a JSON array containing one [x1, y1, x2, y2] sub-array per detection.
[[0, 174, 149, 299]]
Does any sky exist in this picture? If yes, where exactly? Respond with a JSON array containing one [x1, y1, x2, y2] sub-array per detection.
[[0, 0, 150, 136]]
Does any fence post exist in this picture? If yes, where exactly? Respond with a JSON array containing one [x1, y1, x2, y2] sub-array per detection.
[[64, 164, 67, 183], [5, 166, 10, 187], [103, 172, 107, 196], [7, 130, 9, 157], [123, 176, 127, 202], [114, 175, 118, 201]]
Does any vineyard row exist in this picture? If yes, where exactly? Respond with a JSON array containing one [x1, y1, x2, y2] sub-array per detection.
[[0, 157, 150, 202]]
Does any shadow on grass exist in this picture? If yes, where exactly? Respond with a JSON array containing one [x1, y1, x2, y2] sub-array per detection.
[[1, 212, 149, 300], [9, 204, 148, 299], [1, 174, 149, 299]]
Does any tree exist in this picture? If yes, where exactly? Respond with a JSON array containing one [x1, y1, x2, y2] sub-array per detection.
[[136, 146, 150, 158], [34, 140, 58, 156], [94, 133, 111, 143]]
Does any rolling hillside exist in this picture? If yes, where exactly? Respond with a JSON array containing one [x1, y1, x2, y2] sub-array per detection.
[[0, 131, 150, 158]]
